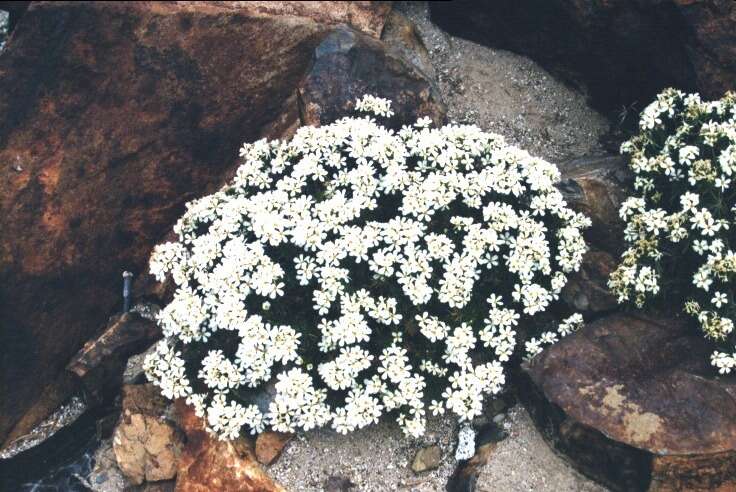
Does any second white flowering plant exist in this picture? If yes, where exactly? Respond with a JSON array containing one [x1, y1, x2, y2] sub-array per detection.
[[609, 89, 736, 375], [144, 95, 590, 441]]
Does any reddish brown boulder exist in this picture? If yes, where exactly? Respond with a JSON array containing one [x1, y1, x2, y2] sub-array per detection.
[[430, 0, 736, 111], [174, 400, 284, 492], [0, 0, 399, 450], [520, 313, 736, 491]]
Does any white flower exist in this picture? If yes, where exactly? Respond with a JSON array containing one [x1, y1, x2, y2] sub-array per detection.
[[145, 95, 588, 440], [612, 89, 736, 375], [712, 292, 728, 308]]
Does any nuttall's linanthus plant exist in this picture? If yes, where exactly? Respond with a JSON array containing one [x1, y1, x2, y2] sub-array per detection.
[[144, 95, 590, 441], [609, 88, 736, 375]]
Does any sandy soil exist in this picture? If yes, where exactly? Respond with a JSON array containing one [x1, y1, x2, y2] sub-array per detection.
[[476, 407, 606, 492], [269, 415, 456, 491], [396, 2, 611, 164], [269, 405, 606, 492]]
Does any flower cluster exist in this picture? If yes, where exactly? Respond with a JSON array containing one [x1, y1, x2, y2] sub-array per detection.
[[144, 97, 589, 440], [609, 89, 736, 374]]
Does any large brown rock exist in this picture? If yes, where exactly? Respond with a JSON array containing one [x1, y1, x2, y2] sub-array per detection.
[[174, 400, 284, 492], [520, 313, 736, 491], [430, 0, 736, 111], [0, 1, 408, 450]]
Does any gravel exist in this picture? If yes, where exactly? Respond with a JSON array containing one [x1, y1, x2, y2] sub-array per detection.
[[269, 405, 607, 491], [396, 1, 611, 164], [268, 415, 457, 491], [476, 406, 606, 492]]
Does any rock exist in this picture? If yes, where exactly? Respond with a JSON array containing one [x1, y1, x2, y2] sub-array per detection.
[[323, 475, 356, 492], [113, 384, 181, 486], [255, 431, 293, 466], [447, 442, 497, 492], [447, 421, 507, 492], [297, 26, 446, 129], [429, 0, 736, 112], [561, 249, 618, 315], [519, 313, 736, 491], [124, 342, 159, 386], [411, 444, 442, 473], [67, 312, 160, 405], [0, 0, 397, 449], [558, 155, 631, 256], [219, 1, 393, 39], [380, 10, 436, 80], [174, 399, 283, 492], [88, 437, 130, 492]]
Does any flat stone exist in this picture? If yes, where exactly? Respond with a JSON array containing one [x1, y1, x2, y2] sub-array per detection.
[[411, 444, 442, 473], [520, 313, 736, 491], [66, 312, 160, 405], [113, 385, 181, 485]]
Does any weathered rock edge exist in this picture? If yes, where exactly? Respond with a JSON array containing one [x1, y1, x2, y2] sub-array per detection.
[[519, 313, 736, 491]]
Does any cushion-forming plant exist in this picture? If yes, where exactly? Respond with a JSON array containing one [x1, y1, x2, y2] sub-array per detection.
[[609, 89, 736, 375], [145, 96, 590, 440]]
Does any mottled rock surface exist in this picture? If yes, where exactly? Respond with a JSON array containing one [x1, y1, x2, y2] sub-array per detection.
[[255, 431, 293, 466], [557, 154, 630, 315], [67, 312, 160, 405], [561, 249, 618, 315], [297, 26, 446, 129], [558, 155, 631, 255], [175, 400, 283, 492], [113, 384, 181, 486], [521, 313, 736, 491], [430, 0, 736, 111], [380, 9, 436, 81], [0, 0, 398, 449], [411, 444, 442, 473]]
